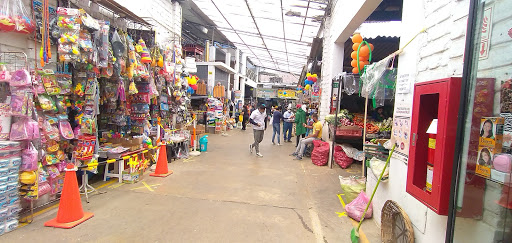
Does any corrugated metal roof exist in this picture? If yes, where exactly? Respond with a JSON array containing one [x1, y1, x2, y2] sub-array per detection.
[[355, 21, 402, 39]]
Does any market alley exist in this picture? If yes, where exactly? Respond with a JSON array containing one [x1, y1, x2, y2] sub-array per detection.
[[2, 129, 379, 242]]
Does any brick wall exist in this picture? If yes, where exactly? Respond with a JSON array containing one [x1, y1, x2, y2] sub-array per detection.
[[365, 1, 472, 243]]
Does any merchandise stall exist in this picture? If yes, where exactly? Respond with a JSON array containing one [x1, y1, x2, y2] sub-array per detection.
[[326, 67, 396, 172], [0, 1, 192, 233]]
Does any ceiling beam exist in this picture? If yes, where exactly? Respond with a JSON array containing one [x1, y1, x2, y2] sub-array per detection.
[[244, 0, 278, 69], [217, 27, 313, 46], [299, 0, 311, 42], [280, 0, 290, 72], [230, 41, 307, 58], [209, 0, 263, 65]]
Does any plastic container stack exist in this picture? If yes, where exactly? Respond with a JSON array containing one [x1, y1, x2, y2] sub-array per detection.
[[0, 141, 22, 235]]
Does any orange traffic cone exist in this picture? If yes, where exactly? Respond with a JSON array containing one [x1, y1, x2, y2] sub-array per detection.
[[45, 164, 94, 228], [150, 144, 173, 177]]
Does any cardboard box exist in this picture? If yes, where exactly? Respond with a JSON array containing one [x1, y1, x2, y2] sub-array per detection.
[[479, 117, 504, 153], [122, 170, 140, 184]]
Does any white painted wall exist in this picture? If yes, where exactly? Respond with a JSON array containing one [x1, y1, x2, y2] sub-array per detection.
[[365, 1, 471, 243], [318, 0, 382, 120]]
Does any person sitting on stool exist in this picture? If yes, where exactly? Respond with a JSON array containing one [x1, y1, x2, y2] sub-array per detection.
[[290, 113, 322, 160]]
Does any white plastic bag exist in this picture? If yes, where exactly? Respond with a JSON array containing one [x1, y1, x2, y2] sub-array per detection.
[[370, 157, 389, 181]]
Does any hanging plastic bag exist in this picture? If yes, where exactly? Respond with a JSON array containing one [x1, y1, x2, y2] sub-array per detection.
[[96, 20, 109, 68], [21, 142, 38, 171], [10, 91, 29, 116], [56, 7, 80, 62], [9, 118, 28, 140], [10, 69, 31, 87], [111, 30, 125, 59], [345, 191, 373, 221], [0, 0, 15, 32], [0, 0, 35, 34], [38, 94, 57, 112]]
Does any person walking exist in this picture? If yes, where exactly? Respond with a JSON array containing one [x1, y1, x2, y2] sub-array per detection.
[[271, 107, 283, 145], [294, 104, 307, 147], [291, 113, 323, 160], [241, 105, 249, 130], [283, 108, 294, 142], [249, 104, 267, 157]]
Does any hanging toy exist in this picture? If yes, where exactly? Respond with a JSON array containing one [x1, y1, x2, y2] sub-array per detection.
[[138, 39, 152, 63], [305, 84, 311, 90], [128, 80, 138, 95], [157, 53, 164, 67]]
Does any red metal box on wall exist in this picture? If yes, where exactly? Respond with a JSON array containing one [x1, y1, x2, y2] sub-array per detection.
[[407, 77, 462, 215]]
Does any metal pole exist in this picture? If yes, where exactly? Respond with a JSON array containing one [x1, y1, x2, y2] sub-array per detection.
[[362, 96, 369, 177], [329, 75, 342, 169]]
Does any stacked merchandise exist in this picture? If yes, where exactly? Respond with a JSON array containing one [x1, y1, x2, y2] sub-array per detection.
[[0, 2, 195, 225], [206, 98, 223, 133], [0, 141, 22, 235], [325, 111, 392, 140]]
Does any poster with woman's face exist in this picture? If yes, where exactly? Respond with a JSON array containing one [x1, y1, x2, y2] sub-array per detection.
[[480, 119, 495, 139], [477, 147, 493, 167]]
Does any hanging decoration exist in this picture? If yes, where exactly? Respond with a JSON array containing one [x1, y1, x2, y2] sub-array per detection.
[[350, 33, 373, 74]]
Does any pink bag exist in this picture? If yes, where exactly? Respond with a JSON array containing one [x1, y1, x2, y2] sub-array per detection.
[[493, 154, 512, 173], [311, 140, 329, 166], [21, 142, 38, 171], [334, 146, 354, 168], [10, 69, 31, 86], [345, 191, 373, 221]]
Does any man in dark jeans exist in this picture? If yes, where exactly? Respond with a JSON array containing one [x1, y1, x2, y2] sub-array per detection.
[[241, 105, 249, 130], [271, 107, 283, 145], [282, 108, 294, 142]]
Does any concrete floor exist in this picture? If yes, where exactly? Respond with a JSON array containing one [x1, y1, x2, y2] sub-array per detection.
[[2, 128, 380, 242]]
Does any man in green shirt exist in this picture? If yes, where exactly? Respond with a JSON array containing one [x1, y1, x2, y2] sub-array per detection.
[[294, 105, 307, 147]]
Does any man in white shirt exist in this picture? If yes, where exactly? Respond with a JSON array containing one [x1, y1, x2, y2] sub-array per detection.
[[249, 104, 267, 157], [282, 109, 294, 142]]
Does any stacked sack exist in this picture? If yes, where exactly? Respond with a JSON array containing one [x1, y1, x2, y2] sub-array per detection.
[[334, 145, 354, 168], [311, 140, 330, 166], [0, 141, 22, 235]]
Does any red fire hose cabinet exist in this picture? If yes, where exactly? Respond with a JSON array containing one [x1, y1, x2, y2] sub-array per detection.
[[407, 77, 462, 215]]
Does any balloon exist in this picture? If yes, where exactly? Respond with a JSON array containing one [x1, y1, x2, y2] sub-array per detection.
[[351, 59, 358, 68], [351, 51, 358, 59], [352, 33, 363, 43], [352, 67, 359, 74], [359, 46, 370, 57], [190, 84, 198, 90], [369, 43, 374, 51], [283, 92, 287, 95], [305, 84, 311, 90], [306, 72, 312, 77], [304, 79, 308, 83], [312, 77, 317, 82], [352, 43, 361, 51], [312, 74, 317, 78], [307, 76, 313, 81], [187, 76, 198, 85]]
